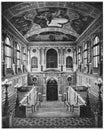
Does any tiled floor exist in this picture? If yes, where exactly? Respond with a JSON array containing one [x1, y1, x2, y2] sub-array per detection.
[[12, 117, 95, 128], [13, 101, 95, 128]]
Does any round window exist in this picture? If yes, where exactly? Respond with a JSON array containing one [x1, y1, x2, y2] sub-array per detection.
[[32, 49, 36, 53], [67, 48, 71, 53]]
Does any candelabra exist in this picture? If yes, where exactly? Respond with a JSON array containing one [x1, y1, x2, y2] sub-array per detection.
[[95, 78, 103, 115], [86, 83, 91, 106], [67, 77, 72, 101], [95, 78, 103, 127], [67, 76, 72, 86], [2, 79, 12, 116], [86, 83, 91, 117], [14, 83, 20, 116], [2, 79, 12, 128]]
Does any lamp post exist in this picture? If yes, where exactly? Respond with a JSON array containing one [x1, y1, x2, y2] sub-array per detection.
[[2, 79, 12, 128], [86, 83, 91, 117], [67, 76, 72, 101], [67, 76, 72, 86], [95, 78, 103, 127], [86, 83, 91, 106], [14, 83, 20, 116]]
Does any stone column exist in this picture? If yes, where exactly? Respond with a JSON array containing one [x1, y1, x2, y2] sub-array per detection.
[[41, 48, 45, 71], [43, 75, 46, 101], [58, 47, 61, 70], [40, 48, 42, 65], [27, 47, 31, 72], [43, 47, 46, 70], [37, 47, 41, 72], [60, 47, 63, 71], [39, 47, 42, 71], [63, 47, 66, 71]]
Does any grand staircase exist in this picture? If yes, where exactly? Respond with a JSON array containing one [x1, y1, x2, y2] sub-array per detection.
[[29, 101, 75, 117]]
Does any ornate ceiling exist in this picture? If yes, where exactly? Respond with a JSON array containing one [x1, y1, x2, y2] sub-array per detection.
[[3, 2, 102, 42]]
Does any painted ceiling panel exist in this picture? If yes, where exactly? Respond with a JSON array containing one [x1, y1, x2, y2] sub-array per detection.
[[10, 7, 94, 37], [10, 2, 38, 15], [45, 2, 59, 7], [3, 2, 102, 42], [58, 2, 66, 7], [27, 31, 77, 42], [38, 2, 45, 8], [3, 9, 13, 20], [65, 2, 93, 13]]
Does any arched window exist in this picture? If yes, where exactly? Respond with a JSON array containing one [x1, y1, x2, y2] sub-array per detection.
[[31, 57, 38, 68], [5, 37, 12, 68], [46, 49, 57, 68], [23, 48, 27, 66], [93, 36, 99, 68], [17, 44, 20, 68], [78, 47, 81, 65], [66, 56, 73, 68], [87, 41, 91, 63], [83, 43, 88, 67]]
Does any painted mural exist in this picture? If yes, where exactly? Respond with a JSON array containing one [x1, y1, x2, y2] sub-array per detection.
[[33, 8, 69, 28], [27, 31, 77, 42], [10, 6, 94, 41]]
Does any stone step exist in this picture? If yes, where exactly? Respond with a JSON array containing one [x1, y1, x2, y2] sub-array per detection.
[[39, 107, 66, 112], [40, 101, 65, 108]]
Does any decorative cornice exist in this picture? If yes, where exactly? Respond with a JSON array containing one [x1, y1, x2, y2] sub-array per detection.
[[28, 41, 76, 47]]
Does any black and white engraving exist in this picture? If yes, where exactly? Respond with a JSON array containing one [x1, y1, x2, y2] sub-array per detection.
[[1, 1, 103, 128]]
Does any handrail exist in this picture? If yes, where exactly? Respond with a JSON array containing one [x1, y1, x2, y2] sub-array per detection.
[[67, 86, 86, 106], [19, 86, 37, 106]]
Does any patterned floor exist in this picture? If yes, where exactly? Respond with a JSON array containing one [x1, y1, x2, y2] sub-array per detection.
[[13, 101, 96, 128], [12, 117, 95, 128]]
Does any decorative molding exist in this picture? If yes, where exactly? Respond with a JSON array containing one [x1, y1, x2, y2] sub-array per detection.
[[28, 41, 76, 46]]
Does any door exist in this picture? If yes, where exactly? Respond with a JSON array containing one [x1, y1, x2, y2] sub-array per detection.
[[47, 79, 58, 101]]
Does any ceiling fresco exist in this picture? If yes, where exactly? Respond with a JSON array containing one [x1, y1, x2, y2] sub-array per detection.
[[27, 31, 77, 42], [3, 2, 102, 42]]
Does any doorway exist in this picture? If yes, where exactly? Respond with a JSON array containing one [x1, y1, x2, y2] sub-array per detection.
[[47, 79, 58, 101]]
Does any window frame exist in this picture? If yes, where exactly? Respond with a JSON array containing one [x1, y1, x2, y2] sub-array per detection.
[[5, 36, 13, 69], [66, 56, 73, 68], [31, 56, 38, 68], [93, 36, 100, 68], [83, 43, 88, 68], [17, 44, 21, 68]]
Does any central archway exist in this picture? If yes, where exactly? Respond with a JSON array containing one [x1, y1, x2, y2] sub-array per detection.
[[46, 49, 57, 68], [47, 79, 58, 101]]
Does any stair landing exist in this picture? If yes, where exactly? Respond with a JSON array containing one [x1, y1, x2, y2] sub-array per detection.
[[29, 101, 78, 117]]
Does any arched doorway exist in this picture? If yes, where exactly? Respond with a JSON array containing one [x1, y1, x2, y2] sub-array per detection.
[[47, 79, 58, 101], [46, 49, 57, 68]]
